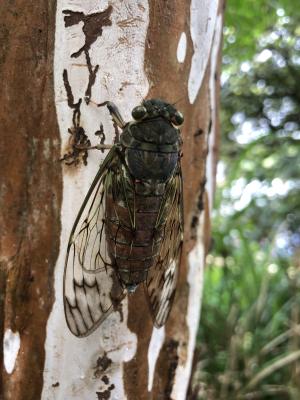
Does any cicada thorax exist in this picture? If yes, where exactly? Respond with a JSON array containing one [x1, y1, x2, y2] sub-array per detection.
[[105, 115, 181, 292], [121, 116, 181, 182]]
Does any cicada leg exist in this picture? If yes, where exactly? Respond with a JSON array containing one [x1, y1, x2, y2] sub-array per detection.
[[61, 100, 124, 165], [74, 143, 113, 151], [98, 101, 126, 129]]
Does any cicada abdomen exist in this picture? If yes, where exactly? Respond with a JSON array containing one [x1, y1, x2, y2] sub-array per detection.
[[105, 186, 163, 292], [64, 99, 184, 336]]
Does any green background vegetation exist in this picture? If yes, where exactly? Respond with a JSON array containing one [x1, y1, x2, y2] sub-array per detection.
[[194, 1, 300, 399]]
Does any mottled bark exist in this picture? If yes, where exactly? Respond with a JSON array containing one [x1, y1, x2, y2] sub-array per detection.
[[1, 1, 223, 399], [0, 1, 61, 399]]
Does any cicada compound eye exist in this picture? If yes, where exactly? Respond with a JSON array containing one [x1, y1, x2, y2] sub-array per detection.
[[132, 105, 147, 121], [171, 111, 184, 126]]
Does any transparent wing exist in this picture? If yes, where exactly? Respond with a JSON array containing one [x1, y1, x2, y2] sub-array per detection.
[[145, 162, 184, 327], [63, 146, 125, 337]]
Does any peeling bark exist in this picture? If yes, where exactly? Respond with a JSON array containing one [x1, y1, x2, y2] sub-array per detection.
[[1, 1, 223, 399]]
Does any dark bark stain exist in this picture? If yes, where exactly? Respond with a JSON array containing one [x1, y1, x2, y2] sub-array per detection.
[[96, 390, 110, 400], [95, 353, 112, 373], [60, 69, 90, 166], [96, 384, 115, 400], [190, 177, 207, 240], [95, 363, 115, 400], [60, 126, 90, 166], [207, 118, 212, 135], [94, 353, 113, 382], [61, 5, 113, 167], [63, 6, 112, 58], [63, 68, 81, 116], [63, 5, 113, 104], [164, 339, 179, 399], [93, 357, 116, 400], [194, 128, 204, 137], [84, 49, 99, 105], [151, 337, 181, 400], [101, 375, 109, 384]]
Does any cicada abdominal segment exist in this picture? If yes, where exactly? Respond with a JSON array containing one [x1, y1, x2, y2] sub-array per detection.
[[64, 99, 184, 336], [105, 181, 164, 291]]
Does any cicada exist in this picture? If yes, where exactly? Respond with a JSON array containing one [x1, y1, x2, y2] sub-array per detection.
[[63, 99, 184, 337]]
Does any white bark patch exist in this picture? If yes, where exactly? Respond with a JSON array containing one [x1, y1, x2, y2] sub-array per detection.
[[171, 213, 206, 399], [3, 329, 20, 374], [206, 14, 223, 213], [176, 32, 187, 63], [147, 326, 165, 391], [188, 0, 219, 103], [43, 1, 149, 399]]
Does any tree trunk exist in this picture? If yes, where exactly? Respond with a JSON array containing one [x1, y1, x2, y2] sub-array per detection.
[[1, 1, 223, 399]]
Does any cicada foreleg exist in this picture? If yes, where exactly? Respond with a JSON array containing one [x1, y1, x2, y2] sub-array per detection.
[[61, 127, 113, 165], [98, 101, 126, 129], [61, 101, 124, 165], [74, 143, 113, 151]]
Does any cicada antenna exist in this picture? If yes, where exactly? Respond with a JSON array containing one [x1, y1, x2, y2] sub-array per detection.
[[140, 94, 146, 105], [171, 96, 185, 106]]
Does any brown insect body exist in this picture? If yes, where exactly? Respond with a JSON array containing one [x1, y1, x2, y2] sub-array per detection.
[[64, 99, 184, 336], [105, 185, 164, 292], [104, 107, 181, 292]]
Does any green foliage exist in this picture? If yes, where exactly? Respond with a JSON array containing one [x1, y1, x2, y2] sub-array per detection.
[[224, 0, 298, 62], [194, 4, 300, 399]]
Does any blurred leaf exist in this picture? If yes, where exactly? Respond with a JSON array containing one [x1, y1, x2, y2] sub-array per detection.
[[195, 3, 300, 399]]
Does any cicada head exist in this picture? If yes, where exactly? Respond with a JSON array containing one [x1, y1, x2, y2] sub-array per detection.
[[122, 99, 184, 148], [120, 99, 184, 182], [131, 99, 184, 127]]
